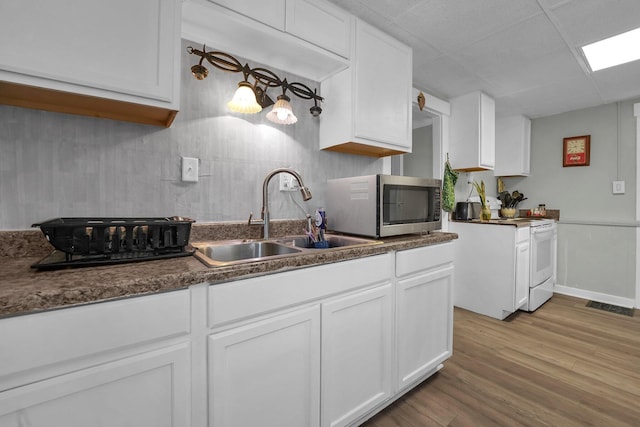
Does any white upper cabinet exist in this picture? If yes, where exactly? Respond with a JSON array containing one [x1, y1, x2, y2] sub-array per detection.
[[449, 91, 495, 171], [183, 0, 349, 82], [286, 0, 352, 58], [494, 115, 531, 176], [211, 0, 286, 30], [209, 0, 350, 58], [320, 19, 413, 157], [0, 0, 181, 127]]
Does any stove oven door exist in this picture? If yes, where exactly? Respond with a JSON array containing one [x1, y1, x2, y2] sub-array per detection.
[[530, 223, 556, 288]]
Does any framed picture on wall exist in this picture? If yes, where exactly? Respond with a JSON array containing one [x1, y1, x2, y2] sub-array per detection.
[[563, 135, 590, 167]]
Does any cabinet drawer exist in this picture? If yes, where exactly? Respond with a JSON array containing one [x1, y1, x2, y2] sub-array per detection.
[[0, 290, 190, 381], [396, 242, 454, 277], [517, 226, 531, 243], [0, 343, 190, 426], [208, 253, 393, 328]]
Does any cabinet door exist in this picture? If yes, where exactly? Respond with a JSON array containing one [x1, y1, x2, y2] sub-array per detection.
[[211, 0, 285, 30], [0, 343, 190, 427], [495, 115, 531, 176], [0, 290, 190, 392], [321, 284, 394, 427], [209, 306, 320, 427], [353, 20, 412, 150], [0, 0, 178, 104], [397, 266, 453, 391], [515, 240, 530, 310], [286, 0, 351, 58], [449, 91, 495, 171]]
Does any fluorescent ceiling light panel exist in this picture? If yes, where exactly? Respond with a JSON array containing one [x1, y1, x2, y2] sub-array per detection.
[[582, 27, 640, 71]]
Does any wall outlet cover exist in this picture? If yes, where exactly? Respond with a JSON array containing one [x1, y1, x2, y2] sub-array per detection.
[[612, 180, 625, 194], [182, 157, 199, 183], [279, 173, 298, 191]]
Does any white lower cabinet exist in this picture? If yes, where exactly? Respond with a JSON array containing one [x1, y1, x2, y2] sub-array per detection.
[[396, 267, 453, 391], [395, 243, 454, 392], [206, 253, 394, 427], [207, 281, 394, 427], [0, 343, 190, 427], [321, 284, 394, 427], [208, 306, 321, 427], [515, 231, 531, 310], [450, 222, 530, 319], [0, 243, 455, 427], [0, 290, 191, 427]]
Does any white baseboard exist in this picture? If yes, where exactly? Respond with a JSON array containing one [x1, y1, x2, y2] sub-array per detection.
[[554, 285, 636, 308]]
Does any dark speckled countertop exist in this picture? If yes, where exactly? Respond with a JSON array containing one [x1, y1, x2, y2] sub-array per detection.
[[0, 221, 457, 318], [452, 218, 538, 227], [451, 216, 557, 227]]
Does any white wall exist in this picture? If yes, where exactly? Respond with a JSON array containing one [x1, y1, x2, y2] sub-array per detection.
[[0, 40, 383, 230], [403, 125, 433, 178], [503, 100, 639, 305]]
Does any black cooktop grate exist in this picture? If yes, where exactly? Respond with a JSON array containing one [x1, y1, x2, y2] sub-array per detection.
[[31, 217, 195, 270]]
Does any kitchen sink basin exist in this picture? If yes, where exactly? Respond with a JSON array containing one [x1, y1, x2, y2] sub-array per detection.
[[274, 234, 383, 249], [192, 240, 303, 267], [192, 234, 382, 267]]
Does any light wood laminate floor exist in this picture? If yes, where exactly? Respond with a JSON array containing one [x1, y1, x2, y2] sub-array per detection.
[[363, 294, 640, 427]]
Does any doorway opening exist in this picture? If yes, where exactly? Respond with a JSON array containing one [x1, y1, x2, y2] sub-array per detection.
[[391, 97, 442, 180]]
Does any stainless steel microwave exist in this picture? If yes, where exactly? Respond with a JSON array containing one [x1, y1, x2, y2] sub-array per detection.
[[326, 175, 442, 238]]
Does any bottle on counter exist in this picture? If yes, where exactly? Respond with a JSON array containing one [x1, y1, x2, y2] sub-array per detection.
[[314, 208, 327, 247]]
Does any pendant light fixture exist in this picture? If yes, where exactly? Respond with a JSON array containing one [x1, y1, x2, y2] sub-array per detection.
[[187, 45, 323, 124], [228, 81, 262, 113], [266, 88, 297, 125]]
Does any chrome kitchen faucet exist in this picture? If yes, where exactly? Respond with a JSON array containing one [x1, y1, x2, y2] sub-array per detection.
[[248, 168, 312, 239]]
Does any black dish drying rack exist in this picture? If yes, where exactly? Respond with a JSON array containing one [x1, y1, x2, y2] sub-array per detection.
[[31, 217, 195, 269]]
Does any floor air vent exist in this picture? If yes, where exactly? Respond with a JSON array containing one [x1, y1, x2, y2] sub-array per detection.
[[586, 301, 634, 317]]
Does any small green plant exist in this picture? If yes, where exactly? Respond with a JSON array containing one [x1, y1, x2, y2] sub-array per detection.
[[473, 180, 486, 207]]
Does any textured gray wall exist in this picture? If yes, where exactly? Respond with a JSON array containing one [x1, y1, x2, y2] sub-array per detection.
[[0, 40, 382, 230]]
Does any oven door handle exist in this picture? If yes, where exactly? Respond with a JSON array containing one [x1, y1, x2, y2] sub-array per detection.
[[531, 226, 554, 236]]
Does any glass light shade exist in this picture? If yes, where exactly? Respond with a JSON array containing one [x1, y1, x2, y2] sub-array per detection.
[[266, 96, 298, 125], [227, 82, 262, 113]]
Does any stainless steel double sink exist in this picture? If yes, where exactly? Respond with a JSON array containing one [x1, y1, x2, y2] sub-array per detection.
[[192, 234, 383, 267]]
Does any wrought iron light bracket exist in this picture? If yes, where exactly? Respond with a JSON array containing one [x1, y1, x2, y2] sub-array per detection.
[[187, 45, 323, 116]]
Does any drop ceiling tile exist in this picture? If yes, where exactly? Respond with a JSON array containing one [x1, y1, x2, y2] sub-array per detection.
[[397, 0, 543, 53], [463, 13, 566, 59], [464, 47, 583, 97], [503, 75, 602, 118], [412, 43, 445, 62], [590, 61, 640, 103], [550, 0, 640, 45], [537, 0, 573, 9], [493, 96, 526, 118], [328, 0, 640, 118], [388, 26, 442, 60], [413, 55, 496, 99], [451, 14, 582, 95]]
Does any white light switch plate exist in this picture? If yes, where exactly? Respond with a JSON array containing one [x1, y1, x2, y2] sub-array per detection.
[[612, 180, 625, 194], [182, 157, 199, 182]]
